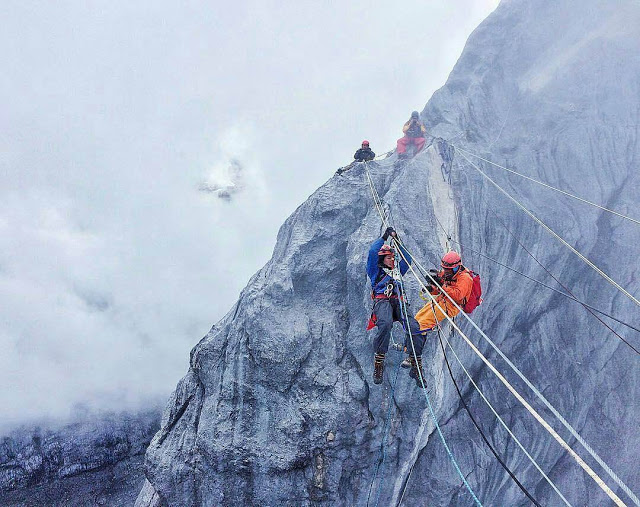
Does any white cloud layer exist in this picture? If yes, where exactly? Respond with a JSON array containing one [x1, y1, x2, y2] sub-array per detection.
[[0, 0, 499, 428]]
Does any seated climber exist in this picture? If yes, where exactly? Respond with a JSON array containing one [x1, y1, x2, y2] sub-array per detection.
[[415, 251, 473, 332], [396, 111, 426, 159], [366, 227, 426, 387], [337, 140, 376, 175], [354, 140, 375, 162]]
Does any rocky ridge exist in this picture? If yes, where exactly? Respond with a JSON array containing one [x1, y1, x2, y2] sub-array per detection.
[[0, 410, 160, 506], [137, 0, 640, 505]]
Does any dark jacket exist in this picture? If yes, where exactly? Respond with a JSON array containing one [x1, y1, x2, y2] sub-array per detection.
[[402, 119, 427, 138], [366, 238, 412, 296], [354, 147, 375, 161]]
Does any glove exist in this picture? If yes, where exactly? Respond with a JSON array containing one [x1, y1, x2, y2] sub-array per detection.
[[382, 227, 396, 241], [427, 269, 442, 286]]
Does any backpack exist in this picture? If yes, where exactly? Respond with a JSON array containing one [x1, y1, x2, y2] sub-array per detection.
[[463, 270, 483, 314]]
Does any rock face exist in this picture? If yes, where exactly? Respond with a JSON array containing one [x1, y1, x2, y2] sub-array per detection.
[[0, 410, 160, 506], [138, 0, 640, 505]]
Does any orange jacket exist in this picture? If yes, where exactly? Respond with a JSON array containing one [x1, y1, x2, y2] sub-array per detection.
[[430, 268, 473, 306]]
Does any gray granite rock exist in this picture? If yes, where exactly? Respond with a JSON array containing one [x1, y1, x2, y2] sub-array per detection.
[[0, 410, 160, 506], [138, 0, 640, 505]]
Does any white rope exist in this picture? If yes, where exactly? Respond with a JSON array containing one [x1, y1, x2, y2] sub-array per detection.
[[395, 264, 483, 507], [365, 164, 566, 502], [366, 161, 482, 504], [453, 145, 640, 226], [402, 241, 639, 506], [457, 150, 640, 310], [363, 161, 391, 230], [393, 243, 627, 506], [439, 326, 572, 506], [366, 163, 637, 505]]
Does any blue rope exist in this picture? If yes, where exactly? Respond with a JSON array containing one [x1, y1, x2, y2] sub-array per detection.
[[371, 341, 402, 507], [363, 162, 481, 505], [396, 269, 483, 507]]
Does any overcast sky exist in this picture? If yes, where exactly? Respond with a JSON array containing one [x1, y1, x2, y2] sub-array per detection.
[[0, 0, 499, 428]]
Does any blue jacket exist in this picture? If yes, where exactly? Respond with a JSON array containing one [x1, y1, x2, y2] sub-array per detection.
[[366, 238, 412, 296]]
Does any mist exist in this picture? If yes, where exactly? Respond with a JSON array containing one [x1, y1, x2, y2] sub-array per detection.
[[0, 0, 499, 428]]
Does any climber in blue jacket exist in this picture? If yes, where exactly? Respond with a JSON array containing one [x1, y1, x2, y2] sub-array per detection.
[[366, 227, 426, 387]]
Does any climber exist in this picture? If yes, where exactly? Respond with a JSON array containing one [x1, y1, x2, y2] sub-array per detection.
[[354, 140, 376, 162], [396, 111, 426, 160], [367, 227, 426, 387], [415, 251, 473, 332], [337, 141, 376, 175]]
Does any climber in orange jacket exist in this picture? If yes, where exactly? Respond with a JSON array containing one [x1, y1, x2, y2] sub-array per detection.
[[415, 251, 473, 331], [396, 111, 427, 159]]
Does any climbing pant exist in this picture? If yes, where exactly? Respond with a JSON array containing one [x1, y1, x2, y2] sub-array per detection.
[[396, 135, 426, 155], [415, 298, 460, 332], [371, 298, 424, 355]]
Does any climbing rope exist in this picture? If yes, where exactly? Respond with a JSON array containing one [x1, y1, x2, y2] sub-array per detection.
[[395, 265, 483, 507], [367, 333, 403, 507], [483, 204, 640, 352], [394, 239, 633, 507], [396, 244, 627, 505], [364, 158, 636, 505], [395, 465, 414, 507], [363, 165, 482, 504], [399, 237, 640, 505], [452, 149, 640, 503], [457, 150, 640, 310], [363, 161, 392, 230], [435, 324, 543, 507], [438, 325, 571, 506], [453, 145, 640, 226], [375, 164, 552, 503], [450, 240, 640, 341], [429, 184, 640, 352], [365, 162, 567, 503]]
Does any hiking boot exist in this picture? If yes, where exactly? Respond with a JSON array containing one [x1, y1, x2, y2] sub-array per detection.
[[373, 353, 385, 385], [409, 356, 426, 388]]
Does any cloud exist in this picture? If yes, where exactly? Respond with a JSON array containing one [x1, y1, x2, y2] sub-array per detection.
[[199, 124, 267, 200], [0, 0, 499, 429]]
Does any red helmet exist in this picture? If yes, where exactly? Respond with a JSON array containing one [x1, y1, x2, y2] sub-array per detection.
[[378, 244, 394, 258], [441, 251, 461, 269], [362, 140, 370, 146]]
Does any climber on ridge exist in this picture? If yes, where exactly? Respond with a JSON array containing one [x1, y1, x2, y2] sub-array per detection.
[[396, 111, 426, 161], [415, 251, 474, 332], [336, 140, 376, 175], [354, 140, 375, 162], [366, 227, 426, 387]]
